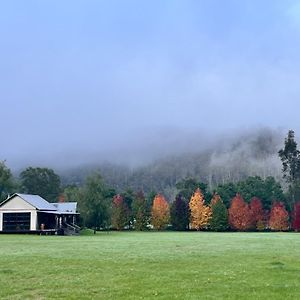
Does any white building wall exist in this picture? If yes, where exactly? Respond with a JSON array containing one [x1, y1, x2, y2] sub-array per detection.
[[0, 212, 2, 231], [0, 195, 38, 231], [31, 211, 37, 230]]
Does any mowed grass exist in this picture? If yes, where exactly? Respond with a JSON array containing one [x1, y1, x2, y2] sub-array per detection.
[[1, 232, 300, 299]]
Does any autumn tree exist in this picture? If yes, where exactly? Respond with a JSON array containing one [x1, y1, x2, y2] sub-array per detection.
[[189, 188, 212, 230], [151, 194, 170, 230], [132, 191, 148, 231], [292, 202, 300, 231], [111, 194, 129, 230], [249, 197, 265, 230], [210, 193, 228, 231], [228, 194, 252, 231], [170, 194, 189, 231], [269, 202, 289, 231]]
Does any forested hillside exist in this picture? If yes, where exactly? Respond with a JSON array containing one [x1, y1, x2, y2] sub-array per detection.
[[59, 127, 284, 198]]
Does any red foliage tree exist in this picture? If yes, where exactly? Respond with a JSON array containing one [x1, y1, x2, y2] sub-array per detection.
[[292, 202, 300, 231], [269, 202, 289, 231], [228, 194, 252, 231], [249, 197, 264, 230]]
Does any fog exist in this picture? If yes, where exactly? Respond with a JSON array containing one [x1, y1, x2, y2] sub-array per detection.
[[1, 1, 300, 171]]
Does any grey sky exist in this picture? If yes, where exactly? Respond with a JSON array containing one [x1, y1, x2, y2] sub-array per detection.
[[1, 0, 300, 169]]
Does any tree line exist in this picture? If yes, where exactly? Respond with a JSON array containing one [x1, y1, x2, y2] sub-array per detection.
[[1, 130, 300, 232]]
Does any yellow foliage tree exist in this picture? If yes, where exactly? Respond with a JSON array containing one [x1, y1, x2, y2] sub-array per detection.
[[189, 188, 212, 230]]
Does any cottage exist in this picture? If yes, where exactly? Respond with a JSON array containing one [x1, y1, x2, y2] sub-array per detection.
[[0, 193, 80, 235]]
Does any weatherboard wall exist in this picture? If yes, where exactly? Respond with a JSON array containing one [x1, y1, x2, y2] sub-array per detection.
[[0, 195, 38, 231]]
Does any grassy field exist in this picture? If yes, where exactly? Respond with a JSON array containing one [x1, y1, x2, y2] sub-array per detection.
[[1, 232, 300, 299]]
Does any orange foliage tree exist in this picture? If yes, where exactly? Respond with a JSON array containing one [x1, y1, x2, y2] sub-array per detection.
[[151, 194, 170, 230], [189, 188, 212, 230], [228, 194, 252, 231], [269, 201, 289, 231]]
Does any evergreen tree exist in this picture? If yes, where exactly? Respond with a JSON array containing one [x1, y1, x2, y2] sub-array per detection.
[[176, 178, 211, 203], [121, 188, 135, 229], [279, 130, 300, 209], [210, 193, 228, 231], [132, 191, 148, 231], [215, 182, 237, 208], [170, 194, 189, 231]]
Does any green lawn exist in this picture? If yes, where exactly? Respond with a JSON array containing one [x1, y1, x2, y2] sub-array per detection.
[[1, 232, 300, 299]]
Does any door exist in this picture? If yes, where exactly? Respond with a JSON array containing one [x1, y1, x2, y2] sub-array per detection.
[[3, 212, 31, 231]]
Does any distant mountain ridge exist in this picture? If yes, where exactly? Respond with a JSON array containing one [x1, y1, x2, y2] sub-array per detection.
[[59, 127, 285, 199]]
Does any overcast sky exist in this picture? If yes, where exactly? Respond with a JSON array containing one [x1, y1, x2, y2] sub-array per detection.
[[1, 0, 300, 169]]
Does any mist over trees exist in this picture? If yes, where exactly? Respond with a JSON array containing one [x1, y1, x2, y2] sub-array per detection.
[[2, 127, 300, 232], [59, 127, 283, 199]]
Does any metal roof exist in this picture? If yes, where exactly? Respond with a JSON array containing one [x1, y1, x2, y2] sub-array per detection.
[[52, 202, 77, 213], [15, 194, 56, 210], [0, 193, 78, 214]]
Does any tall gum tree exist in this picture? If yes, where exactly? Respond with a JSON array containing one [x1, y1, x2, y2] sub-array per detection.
[[279, 130, 300, 209]]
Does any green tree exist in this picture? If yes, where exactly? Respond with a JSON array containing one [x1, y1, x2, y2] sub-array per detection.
[[236, 176, 285, 210], [121, 188, 135, 228], [146, 190, 157, 211], [81, 173, 115, 230], [20, 167, 61, 202], [278, 130, 300, 209], [0, 161, 15, 202], [63, 185, 81, 202], [209, 194, 228, 231], [215, 182, 237, 208], [111, 194, 129, 230], [132, 191, 148, 231], [176, 177, 211, 203], [170, 194, 189, 231]]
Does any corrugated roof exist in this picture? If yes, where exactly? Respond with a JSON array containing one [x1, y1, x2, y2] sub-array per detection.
[[52, 202, 77, 213], [16, 193, 56, 210]]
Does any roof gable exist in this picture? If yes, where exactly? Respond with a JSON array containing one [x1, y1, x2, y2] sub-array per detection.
[[0, 195, 36, 210], [0, 193, 56, 211]]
